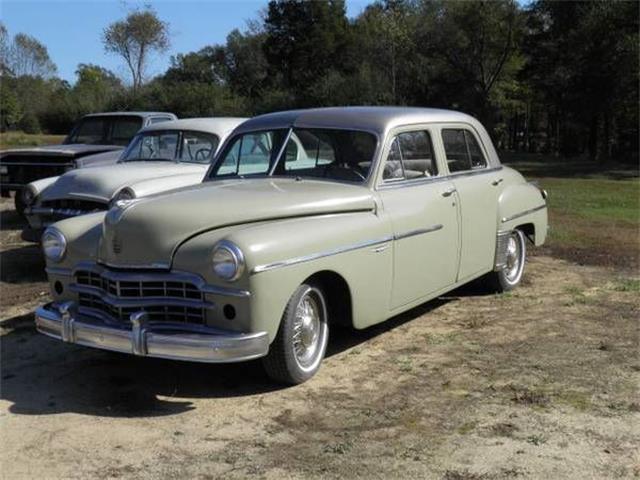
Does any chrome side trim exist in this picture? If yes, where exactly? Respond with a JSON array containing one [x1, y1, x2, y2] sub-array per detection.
[[252, 235, 394, 274], [45, 267, 73, 277], [501, 204, 547, 223], [394, 224, 443, 241], [377, 166, 503, 190], [74, 261, 251, 298]]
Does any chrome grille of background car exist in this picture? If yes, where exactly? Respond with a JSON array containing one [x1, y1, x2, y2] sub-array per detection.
[[0, 155, 74, 188], [41, 198, 107, 214], [75, 270, 206, 325]]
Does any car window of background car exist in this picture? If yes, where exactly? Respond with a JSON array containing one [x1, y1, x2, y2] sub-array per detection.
[[109, 117, 144, 146], [284, 130, 336, 171], [123, 132, 179, 161], [442, 128, 487, 173], [66, 118, 106, 144], [179, 132, 219, 163], [216, 131, 278, 176], [383, 130, 436, 181]]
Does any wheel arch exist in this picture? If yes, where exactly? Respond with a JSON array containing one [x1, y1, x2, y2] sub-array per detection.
[[303, 270, 353, 328]]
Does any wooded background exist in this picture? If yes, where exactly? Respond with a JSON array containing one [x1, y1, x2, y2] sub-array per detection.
[[1, 0, 637, 163]]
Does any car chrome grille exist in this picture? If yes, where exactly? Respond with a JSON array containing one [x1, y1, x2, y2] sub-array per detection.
[[74, 269, 206, 325]]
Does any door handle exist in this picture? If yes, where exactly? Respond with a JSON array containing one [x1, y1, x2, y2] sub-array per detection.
[[442, 187, 457, 197], [492, 178, 504, 186]]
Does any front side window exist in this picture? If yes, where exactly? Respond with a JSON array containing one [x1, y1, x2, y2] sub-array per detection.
[[210, 128, 377, 183], [382, 130, 437, 181], [120, 131, 218, 163], [442, 129, 487, 173]]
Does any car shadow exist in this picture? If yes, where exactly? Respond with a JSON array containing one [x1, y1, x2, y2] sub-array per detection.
[[0, 205, 25, 232], [1, 284, 491, 418], [0, 244, 46, 283]]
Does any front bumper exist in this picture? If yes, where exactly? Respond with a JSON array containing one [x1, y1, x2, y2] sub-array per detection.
[[35, 302, 269, 363]]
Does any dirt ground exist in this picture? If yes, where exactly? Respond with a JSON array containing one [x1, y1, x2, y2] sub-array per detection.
[[1, 198, 638, 480]]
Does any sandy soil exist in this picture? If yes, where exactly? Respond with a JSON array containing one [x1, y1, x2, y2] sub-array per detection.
[[1, 198, 638, 480]]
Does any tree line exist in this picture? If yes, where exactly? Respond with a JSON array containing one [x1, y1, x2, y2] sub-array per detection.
[[0, 0, 637, 163]]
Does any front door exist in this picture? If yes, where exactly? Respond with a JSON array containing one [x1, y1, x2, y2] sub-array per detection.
[[377, 128, 460, 310]]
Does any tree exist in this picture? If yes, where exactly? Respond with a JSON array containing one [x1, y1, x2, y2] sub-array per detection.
[[72, 63, 124, 113], [0, 24, 57, 78], [263, 0, 351, 106], [102, 7, 170, 91]]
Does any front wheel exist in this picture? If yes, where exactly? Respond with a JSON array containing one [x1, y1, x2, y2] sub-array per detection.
[[262, 283, 329, 385], [483, 229, 527, 292]]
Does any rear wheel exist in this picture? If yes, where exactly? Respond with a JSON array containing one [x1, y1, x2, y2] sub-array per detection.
[[484, 229, 526, 292], [262, 283, 329, 385]]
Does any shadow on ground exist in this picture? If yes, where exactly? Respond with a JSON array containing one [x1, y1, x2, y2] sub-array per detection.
[[0, 244, 46, 283], [0, 289, 478, 418]]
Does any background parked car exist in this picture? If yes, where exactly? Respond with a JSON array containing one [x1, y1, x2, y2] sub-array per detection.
[[22, 117, 246, 241], [0, 111, 177, 214]]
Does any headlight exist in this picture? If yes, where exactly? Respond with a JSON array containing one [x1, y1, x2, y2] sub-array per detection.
[[212, 241, 245, 282], [111, 188, 136, 206], [42, 227, 67, 262], [22, 186, 37, 206]]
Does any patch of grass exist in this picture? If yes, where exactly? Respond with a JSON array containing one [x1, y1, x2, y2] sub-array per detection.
[[529, 174, 639, 269], [323, 440, 353, 455], [443, 470, 488, 480], [612, 278, 640, 292], [525, 434, 547, 446], [457, 421, 477, 435], [556, 390, 591, 411], [423, 332, 460, 345], [460, 316, 489, 329], [510, 386, 551, 407], [396, 356, 413, 372], [0, 131, 65, 149]]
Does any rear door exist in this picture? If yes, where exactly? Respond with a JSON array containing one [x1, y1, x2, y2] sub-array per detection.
[[438, 126, 501, 281]]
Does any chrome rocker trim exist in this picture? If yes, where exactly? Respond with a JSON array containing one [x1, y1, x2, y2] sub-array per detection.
[[35, 302, 269, 363]]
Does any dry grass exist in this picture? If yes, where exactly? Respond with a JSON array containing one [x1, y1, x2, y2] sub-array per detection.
[[0, 131, 65, 149]]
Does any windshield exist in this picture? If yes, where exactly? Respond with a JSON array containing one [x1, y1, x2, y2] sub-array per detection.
[[209, 128, 377, 183], [65, 115, 143, 146], [121, 130, 219, 163]]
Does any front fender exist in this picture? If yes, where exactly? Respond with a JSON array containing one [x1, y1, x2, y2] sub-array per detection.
[[173, 211, 393, 340], [129, 172, 206, 198]]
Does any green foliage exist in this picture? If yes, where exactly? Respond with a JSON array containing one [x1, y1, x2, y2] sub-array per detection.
[[0, 0, 636, 164], [102, 7, 170, 90]]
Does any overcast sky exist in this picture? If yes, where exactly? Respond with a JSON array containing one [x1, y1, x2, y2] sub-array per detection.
[[1, 0, 372, 83]]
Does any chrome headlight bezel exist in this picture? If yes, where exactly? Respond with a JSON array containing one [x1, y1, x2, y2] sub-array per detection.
[[41, 227, 67, 262], [110, 187, 136, 207], [212, 240, 245, 282], [22, 185, 37, 207]]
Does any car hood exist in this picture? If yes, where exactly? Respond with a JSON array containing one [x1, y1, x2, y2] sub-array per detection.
[[98, 178, 375, 268], [41, 162, 207, 202], [0, 144, 122, 157]]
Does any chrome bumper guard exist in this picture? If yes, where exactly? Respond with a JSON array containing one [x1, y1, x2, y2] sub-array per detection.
[[35, 302, 269, 363]]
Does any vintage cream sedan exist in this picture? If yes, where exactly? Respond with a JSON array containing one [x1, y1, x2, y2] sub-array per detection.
[[36, 107, 548, 384], [22, 117, 246, 241]]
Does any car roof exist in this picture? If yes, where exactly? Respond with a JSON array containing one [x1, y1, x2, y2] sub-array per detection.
[[138, 117, 248, 136], [83, 112, 176, 118], [233, 106, 481, 137]]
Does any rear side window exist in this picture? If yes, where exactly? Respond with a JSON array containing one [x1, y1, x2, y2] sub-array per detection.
[[442, 129, 487, 173], [382, 130, 437, 181]]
